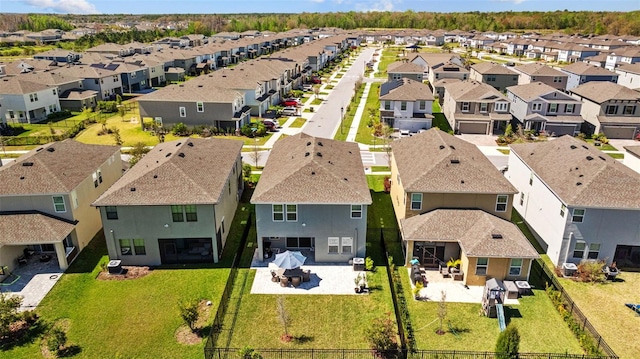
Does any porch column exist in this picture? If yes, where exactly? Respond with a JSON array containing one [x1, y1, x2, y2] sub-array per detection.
[[54, 242, 69, 270]]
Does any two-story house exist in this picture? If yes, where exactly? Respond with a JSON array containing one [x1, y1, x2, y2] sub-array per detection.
[[251, 133, 372, 263], [469, 62, 519, 92], [506, 82, 584, 136], [428, 61, 469, 86], [379, 78, 434, 132], [442, 80, 512, 135], [615, 63, 640, 90], [512, 63, 568, 90], [560, 62, 619, 91], [92, 138, 243, 265], [387, 61, 425, 82], [0, 77, 60, 124], [570, 82, 640, 139], [605, 48, 640, 70], [506, 136, 640, 269], [0, 140, 121, 276], [58, 65, 123, 101], [33, 49, 82, 63], [390, 129, 538, 286]]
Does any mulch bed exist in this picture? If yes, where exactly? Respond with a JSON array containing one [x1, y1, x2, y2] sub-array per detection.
[[96, 266, 152, 280]]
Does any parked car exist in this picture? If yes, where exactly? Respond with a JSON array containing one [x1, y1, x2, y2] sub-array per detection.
[[310, 76, 322, 84], [282, 99, 299, 107], [263, 119, 279, 131], [302, 84, 314, 91], [281, 107, 298, 116], [285, 98, 302, 106]]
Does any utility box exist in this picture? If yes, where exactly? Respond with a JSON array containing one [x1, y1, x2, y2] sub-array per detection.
[[353, 257, 365, 271], [107, 260, 122, 274]]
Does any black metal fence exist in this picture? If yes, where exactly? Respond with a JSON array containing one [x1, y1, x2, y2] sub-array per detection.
[[531, 260, 618, 359]]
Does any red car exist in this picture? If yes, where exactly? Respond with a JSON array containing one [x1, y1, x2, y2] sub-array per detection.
[[310, 77, 322, 84], [281, 100, 299, 107]]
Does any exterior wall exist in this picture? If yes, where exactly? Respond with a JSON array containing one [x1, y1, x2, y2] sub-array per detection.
[[0, 88, 60, 123], [507, 92, 530, 121], [576, 99, 604, 132], [389, 154, 408, 224], [81, 75, 123, 101], [254, 203, 368, 263], [429, 70, 468, 85], [616, 70, 640, 90], [213, 155, 243, 258], [505, 152, 567, 265], [483, 74, 519, 92], [388, 73, 422, 82], [624, 152, 640, 173], [518, 74, 567, 90], [404, 193, 513, 221], [441, 90, 458, 130], [138, 99, 235, 128], [0, 194, 75, 221], [463, 255, 532, 286], [565, 74, 618, 91]]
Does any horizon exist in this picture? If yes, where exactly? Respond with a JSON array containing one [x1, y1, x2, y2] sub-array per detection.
[[3, 0, 639, 16]]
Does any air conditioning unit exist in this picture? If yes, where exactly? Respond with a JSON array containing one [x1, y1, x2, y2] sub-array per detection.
[[107, 260, 122, 274], [562, 262, 578, 277]]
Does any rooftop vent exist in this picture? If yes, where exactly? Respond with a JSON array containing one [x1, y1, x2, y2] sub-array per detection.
[[176, 142, 182, 146], [461, 180, 465, 184], [305, 152, 310, 157], [22, 162, 34, 167], [491, 233, 503, 239], [586, 156, 594, 161], [307, 141, 311, 146], [450, 158, 460, 164], [198, 85, 203, 88], [570, 145, 577, 149], [582, 145, 588, 149], [579, 174, 584, 177], [449, 145, 456, 150], [36, 148, 43, 152], [577, 182, 582, 186], [598, 156, 606, 161], [311, 171, 315, 175], [20, 176, 25, 180], [178, 153, 185, 158], [439, 145, 445, 150], [165, 152, 172, 157], [187, 142, 193, 147], [130, 187, 136, 191], [153, 174, 158, 178], [343, 177, 348, 181], [316, 152, 322, 157], [318, 142, 323, 146]]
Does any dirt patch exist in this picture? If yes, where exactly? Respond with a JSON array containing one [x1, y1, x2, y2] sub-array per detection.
[[97, 266, 152, 280], [175, 300, 214, 345]]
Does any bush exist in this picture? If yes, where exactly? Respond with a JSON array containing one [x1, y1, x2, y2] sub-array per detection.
[[97, 101, 118, 113], [178, 299, 200, 331], [495, 324, 520, 359], [172, 122, 189, 136], [365, 256, 375, 271], [364, 313, 398, 358], [238, 346, 262, 359], [46, 327, 67, 355], [577, 260, 606, 283]]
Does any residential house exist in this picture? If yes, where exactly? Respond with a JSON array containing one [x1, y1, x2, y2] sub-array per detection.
[[0, 77, 60, 124], [512, 63, 568, 90], [428, 61, 469, 87], [506, 136, 640, 269], [615, 63, 640, 90], [390, 129, 537, 285], [57, 65, 123, 101], [504, 39, 530, 56], [85, 43, 136, 57], [570, 82, 640, 139], [251, 133, 372, 263], [92, 138, 242, 265], [379, 78, 434, 132], [387, 61, 424, 82], [33, 49, 81, 63], [506, 82, 584, 136], [408, 53, 462, 76], [556, 44, 599, 63], [561, 62, 619, 91], [605, 48, 640, 70], [469, 62, 519, 92], [14, 70, 96, 112], [0, 140, 121, 276], [623, 146, 640, 173], [442, 81, 511, 135]]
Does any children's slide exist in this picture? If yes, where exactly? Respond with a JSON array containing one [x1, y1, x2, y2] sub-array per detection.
[[496, 303, 506, 332]]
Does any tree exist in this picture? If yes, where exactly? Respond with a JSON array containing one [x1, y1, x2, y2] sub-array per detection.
[[242, 163, 252, 182], [111, 128, 123, 146], [436, 290, 447, 335], [312, 84, 321, 99], [249, 140, 262, 168], [495, 324, 520, 359], [46, 327, 67, 356], [178, 299, 200, 332], [364, 313, 398, 357], [0, 293, 22, 339], [172, 122, 189, 136], [128, 142, 150, 167], [276, 296, 292, 341], [118, 106, 126, 121]]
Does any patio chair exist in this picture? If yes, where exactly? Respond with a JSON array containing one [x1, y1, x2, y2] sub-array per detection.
[[302, 269, 311, 282], [291, 276, 302, 287], [279, 276, 290, 287], [270, 270, 280, 282], [17, 255, 28, 266]]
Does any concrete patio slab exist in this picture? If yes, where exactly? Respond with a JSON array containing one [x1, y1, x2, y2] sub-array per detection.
[[1, 255, 62, 311]]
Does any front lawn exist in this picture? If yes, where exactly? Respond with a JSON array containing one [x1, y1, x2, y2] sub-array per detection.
[[584, 139, 617, 151], [288, 117, 307, 128], [355, 83, 382, 145]]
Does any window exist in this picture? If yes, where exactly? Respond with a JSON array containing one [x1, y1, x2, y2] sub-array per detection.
[[532, 103, 542, 111], [384, 101, 391, 110], [351, 204, 362, 219], [606, 105, 618, 115], [495, 102, 508, 112], [134, 239, 146, 255], [548, 103, 558, 113], [286, 204, 297, 221], [476, 257, 488, 275], [328, 237, 339, 253], [572, 208, 586, 223], [623, 105, 636, 115], [400, 101, 407, 111], [519, 192, 525, 206], [52, 89, 57, 95], [461, 102, 470, 112], [410, 193, 422, 210], [560, 204, 566, 217], [53, 196, 66, 212], [553, 76, 563, 83], [487, 75, 496, 82], [185, 205, 197, 222], [342, 237, 353, 253], [120, 239, 132, 255], [197, 102, 204, 112], [92, 172, 99, 187], [171, 205, 184, 222], [496, 195, 508, 212], [419, 101, 426, 110], [587, 243, 600, 259], [529, 173, 534, 186], [573, 241, 586, 259], [30, 94, 35, 102], [480, 102, 488, 113], [179, 106, 186, 117], [566, 104, 575, 113], [509, 258, 523, 276], [106, 206, 118, 220], [272, 204, 284, 221]]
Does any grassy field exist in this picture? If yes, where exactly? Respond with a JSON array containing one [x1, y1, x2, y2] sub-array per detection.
[[354, 83, 381, 145], [607, 153, 624, 159], [584, 139, 617, 151], [288, 117, 307, 128], [334, 82, 366, 141]]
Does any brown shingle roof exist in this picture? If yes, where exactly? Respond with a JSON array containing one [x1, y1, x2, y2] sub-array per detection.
[[391, 128, 516, 194], [561, 62, 617, 76], [510, 136, 640, 208], [507, 82, 560, 102], [570, 81, 640, 104], [380, 78, 433, 101], [0, 77, 51, 94], [251, 133, 372, 204], [401, 209, 539, 258], [624, 145, 640, 159], [514, 63, 567, 77], [471, 62, 517, 75], [387, 61, 425, 73], [0, 140, 120, 195], [0, 211, 76, 245], [93, 138, 242, 206], [444, 80, 508, 102]]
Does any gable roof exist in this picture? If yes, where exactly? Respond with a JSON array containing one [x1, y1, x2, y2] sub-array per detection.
[[570, 81, 640, 104], [251, 133, 372, 204], [561, 62, 617, 76], [391, 128, 516, 194], [616, 63, 640, 75], [0, 140, 119, 195], [510, 136, 640, 209], [402, 209, 539, 258], [0, 77, 51, 94], [387, 61, 424, 74], [471, 62, 517, 75], [507, 82, 571, 102], [93, 138, 242, 206], [0, 211, 77, 245], [380, 78, 434, 101], [444, 80, 508, 102], [514, 63, 567, 77]]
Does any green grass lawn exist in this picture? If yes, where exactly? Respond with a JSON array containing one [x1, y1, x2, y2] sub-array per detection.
[[334, 83, 366, 141], [584, 139, 617, 151], [288, 117, 307, 128], [432, 113, 452, 133], [497, 149, 511, 155], [366, 175, 387, 192], [355, 83, 382, 145], [311, 98, 323, 106], [371, 166, 390, 172], [607, 152, 624, 160]]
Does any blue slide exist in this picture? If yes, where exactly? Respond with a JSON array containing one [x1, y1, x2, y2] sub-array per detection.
[[496, 304, 506, 332]]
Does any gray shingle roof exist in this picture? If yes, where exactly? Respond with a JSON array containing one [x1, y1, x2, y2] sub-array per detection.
[[380, 78, 433, 101], [0, 77, 51, 94], [507, 82, 561, 102], [0, 140, 120, 195], [137, 78, 243, 103], [251, 133, 372, 204], [391, 128, 516, 194], [0, 211, 76, 245], [510, 136, 640, 208], [93, 138, 242, 206], [401, 209, 539, 258], [624, 145, 640, 159], [570, 81, 640, 104]]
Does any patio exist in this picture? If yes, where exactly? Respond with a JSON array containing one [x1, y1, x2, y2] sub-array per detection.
[[409, 268, 520, 305], [250, 248, 364, 295], [0, 254, 63, 311]]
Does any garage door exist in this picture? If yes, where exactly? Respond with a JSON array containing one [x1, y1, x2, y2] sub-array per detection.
[[602, 126, 636, 139], [546, 124, 578, 136], [458, 122, 488, 134]]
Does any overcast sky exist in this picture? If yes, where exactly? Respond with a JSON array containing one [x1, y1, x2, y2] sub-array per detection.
[[3, 0, 639, 15]]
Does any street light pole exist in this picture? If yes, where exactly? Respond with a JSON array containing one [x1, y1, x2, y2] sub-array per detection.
[[340, 106, 344, 135]]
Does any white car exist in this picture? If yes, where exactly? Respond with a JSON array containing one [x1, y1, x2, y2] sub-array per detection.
[[281, 107, 298, 116]]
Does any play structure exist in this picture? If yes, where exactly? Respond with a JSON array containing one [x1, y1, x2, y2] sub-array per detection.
[[482, 278, 507, 331], [625, 303, 640, 315]]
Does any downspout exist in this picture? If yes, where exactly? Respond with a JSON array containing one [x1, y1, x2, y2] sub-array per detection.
[[110, 229, 118, 260], [562, 232, 574, 266], [355, 227, 359, 258], [526, 258, 533, 282]]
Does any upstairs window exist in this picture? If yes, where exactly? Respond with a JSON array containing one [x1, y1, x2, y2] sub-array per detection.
[[351, 204, 362, 219], [496, 195, 508, 212], [566, 104, 575, 113], [53, 196, 66, 213], [410, 193, 422, 210], [197, 102, 204, 113], [384, 101, 391, 110], [572, 208, 586, 223], [495, 102, 508, 112], [606, 105, 618, 115], [185, 205, 198, 222], [400, 101, 407, 111], [272, 204, 284, 222], [286, 204, 297, 222], [532, 103, 542, 111], [480, 102, 488, 113], [106, 206, 118, 220], [623, 105, 636, 115], [171, 205, 184, 222], [548, 103, 558, 113], [419, 101, 426, 110], [179, 107, 186, 117], [461, 102, 470, 112]]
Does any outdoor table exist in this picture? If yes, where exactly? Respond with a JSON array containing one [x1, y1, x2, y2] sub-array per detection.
[[277, 267, 304, 282]]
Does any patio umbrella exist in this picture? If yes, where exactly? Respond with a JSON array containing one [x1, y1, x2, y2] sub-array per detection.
[[272, 250, 306, 270]]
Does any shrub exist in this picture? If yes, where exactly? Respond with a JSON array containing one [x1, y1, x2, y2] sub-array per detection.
[[46, 327, 67, 355], [97, 101, 118, 113], [0, 293, 23, 338], [238, 346, 262, 359], [178, 299, 200, 331], [365, 256, 375, 271], [364, 313, 398, 358], [172, 122, 189, 136], [577, 260, 606, 283], [495, 324, 520, 359]]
